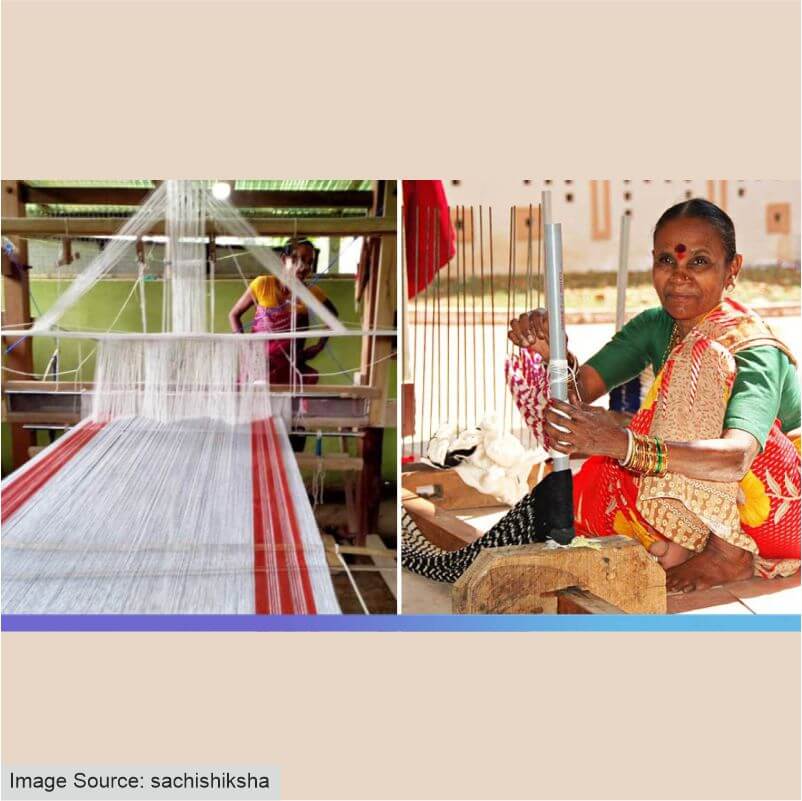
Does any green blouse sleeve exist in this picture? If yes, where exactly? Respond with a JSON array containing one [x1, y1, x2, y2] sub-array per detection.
[[584, 308, 670, 391], [724, 346, 798, 449]]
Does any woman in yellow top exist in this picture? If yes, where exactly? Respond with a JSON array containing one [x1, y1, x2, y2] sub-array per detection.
[[228, 238, 339, 385]]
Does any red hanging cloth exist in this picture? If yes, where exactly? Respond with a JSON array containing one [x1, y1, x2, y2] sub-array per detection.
[[403, 180, 455, 298]]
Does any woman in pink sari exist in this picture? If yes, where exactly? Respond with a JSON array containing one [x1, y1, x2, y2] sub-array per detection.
[[228, 238, 338, 385]]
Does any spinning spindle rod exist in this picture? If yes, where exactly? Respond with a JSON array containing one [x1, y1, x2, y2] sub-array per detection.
[[542, 191, 570, 474]]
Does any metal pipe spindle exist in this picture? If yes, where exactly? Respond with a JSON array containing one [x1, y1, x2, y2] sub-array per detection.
[[543, 216, 570, 474]]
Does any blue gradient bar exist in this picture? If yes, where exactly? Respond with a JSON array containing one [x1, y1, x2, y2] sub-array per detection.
[[2, 614, 800, 632]]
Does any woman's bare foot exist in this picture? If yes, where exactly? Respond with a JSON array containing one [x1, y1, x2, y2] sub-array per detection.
[[649, 538, 694, 569], [665, 533, 754, 593]]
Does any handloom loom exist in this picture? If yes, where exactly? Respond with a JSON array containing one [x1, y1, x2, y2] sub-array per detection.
[[1, 180, 397, 614], [402, 189, 798, 614]]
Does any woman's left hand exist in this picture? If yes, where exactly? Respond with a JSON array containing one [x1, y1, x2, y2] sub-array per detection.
[[544, 398, 629, 460]]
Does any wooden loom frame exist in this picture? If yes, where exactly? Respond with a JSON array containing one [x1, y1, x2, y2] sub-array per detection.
[[1, 179, 397, 546]]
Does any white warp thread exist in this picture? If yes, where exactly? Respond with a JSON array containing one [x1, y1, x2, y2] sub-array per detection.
[[32, 184, 168, 333], [166, 180, 207, 333], [2, 417, 339, 614], [90, 338, 285, 426]]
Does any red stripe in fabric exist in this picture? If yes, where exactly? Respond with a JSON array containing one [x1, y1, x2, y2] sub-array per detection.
[[1, 422, 105, 522], [260, 418, 295, 613], [267, 418, 317, 614], [250, 420, 271, 614], [689, 337, 711, 400]]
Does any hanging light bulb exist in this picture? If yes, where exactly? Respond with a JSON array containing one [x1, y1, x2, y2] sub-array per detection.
[[212, 181, 231, 200]]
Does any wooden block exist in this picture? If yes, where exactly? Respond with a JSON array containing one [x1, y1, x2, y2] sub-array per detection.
[[452, 536, 666, 614]]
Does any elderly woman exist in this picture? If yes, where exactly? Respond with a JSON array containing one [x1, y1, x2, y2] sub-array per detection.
[[403, 199, 800, 594]]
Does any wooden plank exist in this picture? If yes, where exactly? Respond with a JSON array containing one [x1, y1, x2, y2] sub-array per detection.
[[293, 416, 369, 429], [452, 536, 666, 614], [21, 185, 374, 210], [4, 380, 93, 392], [273, 383, 380, 399], [556, 587, 626, 614], [667, 573, 800, 614], [402, 488, 481, 551], [402, 463, 550, 511], [1, 216, 396, 238], [3, 411, 81, 425], [403, 468, 502, 510], [725, 572, 800, 600], [295, 453, 363, 472]]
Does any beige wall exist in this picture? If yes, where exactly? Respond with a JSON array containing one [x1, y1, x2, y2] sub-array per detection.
[[439, 179, 801, 273]]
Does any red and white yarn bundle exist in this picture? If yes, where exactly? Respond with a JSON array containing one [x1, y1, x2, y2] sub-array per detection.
[[505, 349, 550, 446]]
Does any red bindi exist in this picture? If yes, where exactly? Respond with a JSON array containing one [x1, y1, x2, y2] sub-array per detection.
[[674, 243, 687, 259]]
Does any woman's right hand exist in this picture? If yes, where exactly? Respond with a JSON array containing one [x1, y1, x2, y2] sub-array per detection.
[[508, 308, 552, 360]]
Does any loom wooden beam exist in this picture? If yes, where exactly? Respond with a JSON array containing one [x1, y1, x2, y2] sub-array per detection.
[[294, 416, 368, 429], [364, 181, 398, 427], [2, 380, 380, 399], [351, 182, 398, 545], [295, 453, 364, 471], [3, 411, 81, 425], [1, 412, 384, 430], [452, 536, 667, 614], [0, 216, 395, 238], [1, 180, 35, 468], [20, 184, 374, 210], [273, 384, 380, 399]]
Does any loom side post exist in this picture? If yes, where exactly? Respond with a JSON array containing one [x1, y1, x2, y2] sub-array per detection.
[[610, 213, 640, 413], [615, 213, 631, 333]]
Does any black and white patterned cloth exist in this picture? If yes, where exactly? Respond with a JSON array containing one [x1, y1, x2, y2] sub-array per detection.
[[401, 490, 543, 583]]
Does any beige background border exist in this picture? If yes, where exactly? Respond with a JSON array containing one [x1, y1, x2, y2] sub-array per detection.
[[2, 1, 800, 799], [2, 1, 800, 179], [3, 633, 800, 799]]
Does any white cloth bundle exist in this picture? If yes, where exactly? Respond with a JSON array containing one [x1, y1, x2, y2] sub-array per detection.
[[427, 417, 544, 506]]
